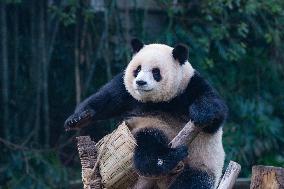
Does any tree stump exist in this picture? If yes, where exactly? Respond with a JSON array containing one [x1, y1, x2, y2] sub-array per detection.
[[250, 165, 284, 189], [77, 136, 102, 189]]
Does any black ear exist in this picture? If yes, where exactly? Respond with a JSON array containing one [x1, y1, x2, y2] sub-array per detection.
[[172, 44, 189, 65], [131, 38, 144, 53]]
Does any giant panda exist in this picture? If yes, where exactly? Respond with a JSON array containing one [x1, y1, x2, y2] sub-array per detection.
[[64, 39, 228, 189]]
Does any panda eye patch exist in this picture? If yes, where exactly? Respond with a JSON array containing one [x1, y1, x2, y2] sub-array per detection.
[[152, 68, 162, 82], [133, 65, 141, 77]]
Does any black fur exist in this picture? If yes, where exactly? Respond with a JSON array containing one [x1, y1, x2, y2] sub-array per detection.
[[131, 38, 144, 53], [152, 68, 162, 82], [64, 71, 227, 134], [64, 109, 95, 130], [64, 72, 133, 130], [169, 166, 215, 189], [172, 44, 189, 65], [133, 65, 141, 77], [185, 72, 228, 133], [133, 128, 188, 176]]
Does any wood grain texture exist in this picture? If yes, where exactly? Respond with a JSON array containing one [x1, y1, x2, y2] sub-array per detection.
[[169, 121, 199, 148], [250, 165, 284, 189], [77, 136, 102, 189]]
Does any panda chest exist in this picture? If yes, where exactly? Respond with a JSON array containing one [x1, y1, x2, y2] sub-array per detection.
[[129, 100, 189, 120], [127, 116, 184, 140]]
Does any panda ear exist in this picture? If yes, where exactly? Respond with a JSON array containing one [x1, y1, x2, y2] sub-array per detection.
[[172, 44, 189, 65], [131, 38, 144, 53]]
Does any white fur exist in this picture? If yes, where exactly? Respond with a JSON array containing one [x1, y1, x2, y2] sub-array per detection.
[[188, 129, 225, 188], [134, 70, 156, 92], [124, 44, 195, 102]]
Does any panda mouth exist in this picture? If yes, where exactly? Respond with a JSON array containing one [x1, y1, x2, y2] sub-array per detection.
[[136, 88, 153, 92]]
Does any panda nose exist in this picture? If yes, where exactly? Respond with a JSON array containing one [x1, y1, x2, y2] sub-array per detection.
[[136, 80, 147, 86]]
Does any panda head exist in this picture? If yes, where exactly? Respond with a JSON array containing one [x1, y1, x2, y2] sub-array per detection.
[[124, 39, 195, 102]]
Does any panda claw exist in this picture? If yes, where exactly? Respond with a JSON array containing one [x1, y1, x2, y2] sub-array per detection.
[[64, 110, 95, 132], [65, 126, 71, 131]]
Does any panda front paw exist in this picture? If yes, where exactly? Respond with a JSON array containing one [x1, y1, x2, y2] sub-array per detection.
[[64, 109, 95, 131], [133, 128, 188, 177]]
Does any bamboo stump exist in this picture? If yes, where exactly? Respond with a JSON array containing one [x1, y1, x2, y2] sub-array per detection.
[[250, 165, 284, 189]]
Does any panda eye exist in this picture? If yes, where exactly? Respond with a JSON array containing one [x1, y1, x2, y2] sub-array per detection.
[[152, 68, 162, 82], [133, 65, 141, 77]]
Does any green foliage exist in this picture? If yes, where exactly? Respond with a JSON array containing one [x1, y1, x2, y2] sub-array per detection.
[[49, 5, 77, 26], [1, 149, 72, 189], [1, 0, 284, 187]]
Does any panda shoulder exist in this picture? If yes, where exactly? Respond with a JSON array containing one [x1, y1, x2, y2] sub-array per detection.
[[183, 71, 215, 97]]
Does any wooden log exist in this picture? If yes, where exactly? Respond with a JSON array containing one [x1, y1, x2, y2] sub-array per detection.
[[169, 121, 201, 148], [217, 161, 241, 189], [250, 165, 284, 189], [77, 136, 102, 189], [132, 121, 201, 189]]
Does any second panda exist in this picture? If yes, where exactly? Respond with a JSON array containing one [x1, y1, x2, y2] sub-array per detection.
[[65, 39, 228, 189]]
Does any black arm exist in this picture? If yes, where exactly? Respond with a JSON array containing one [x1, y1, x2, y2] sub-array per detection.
[[187, 73, 228, 133], [189, 95, 228, 133], [65, 72, 133, 130]]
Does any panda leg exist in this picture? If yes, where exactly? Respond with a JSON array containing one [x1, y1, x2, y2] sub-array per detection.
[[169, 166, 215, 189], [133, 128, 188, 177]]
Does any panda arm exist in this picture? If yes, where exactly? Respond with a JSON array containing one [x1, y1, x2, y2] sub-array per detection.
[[187, 73, 228, 133], [65, 72, 134, 130]]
